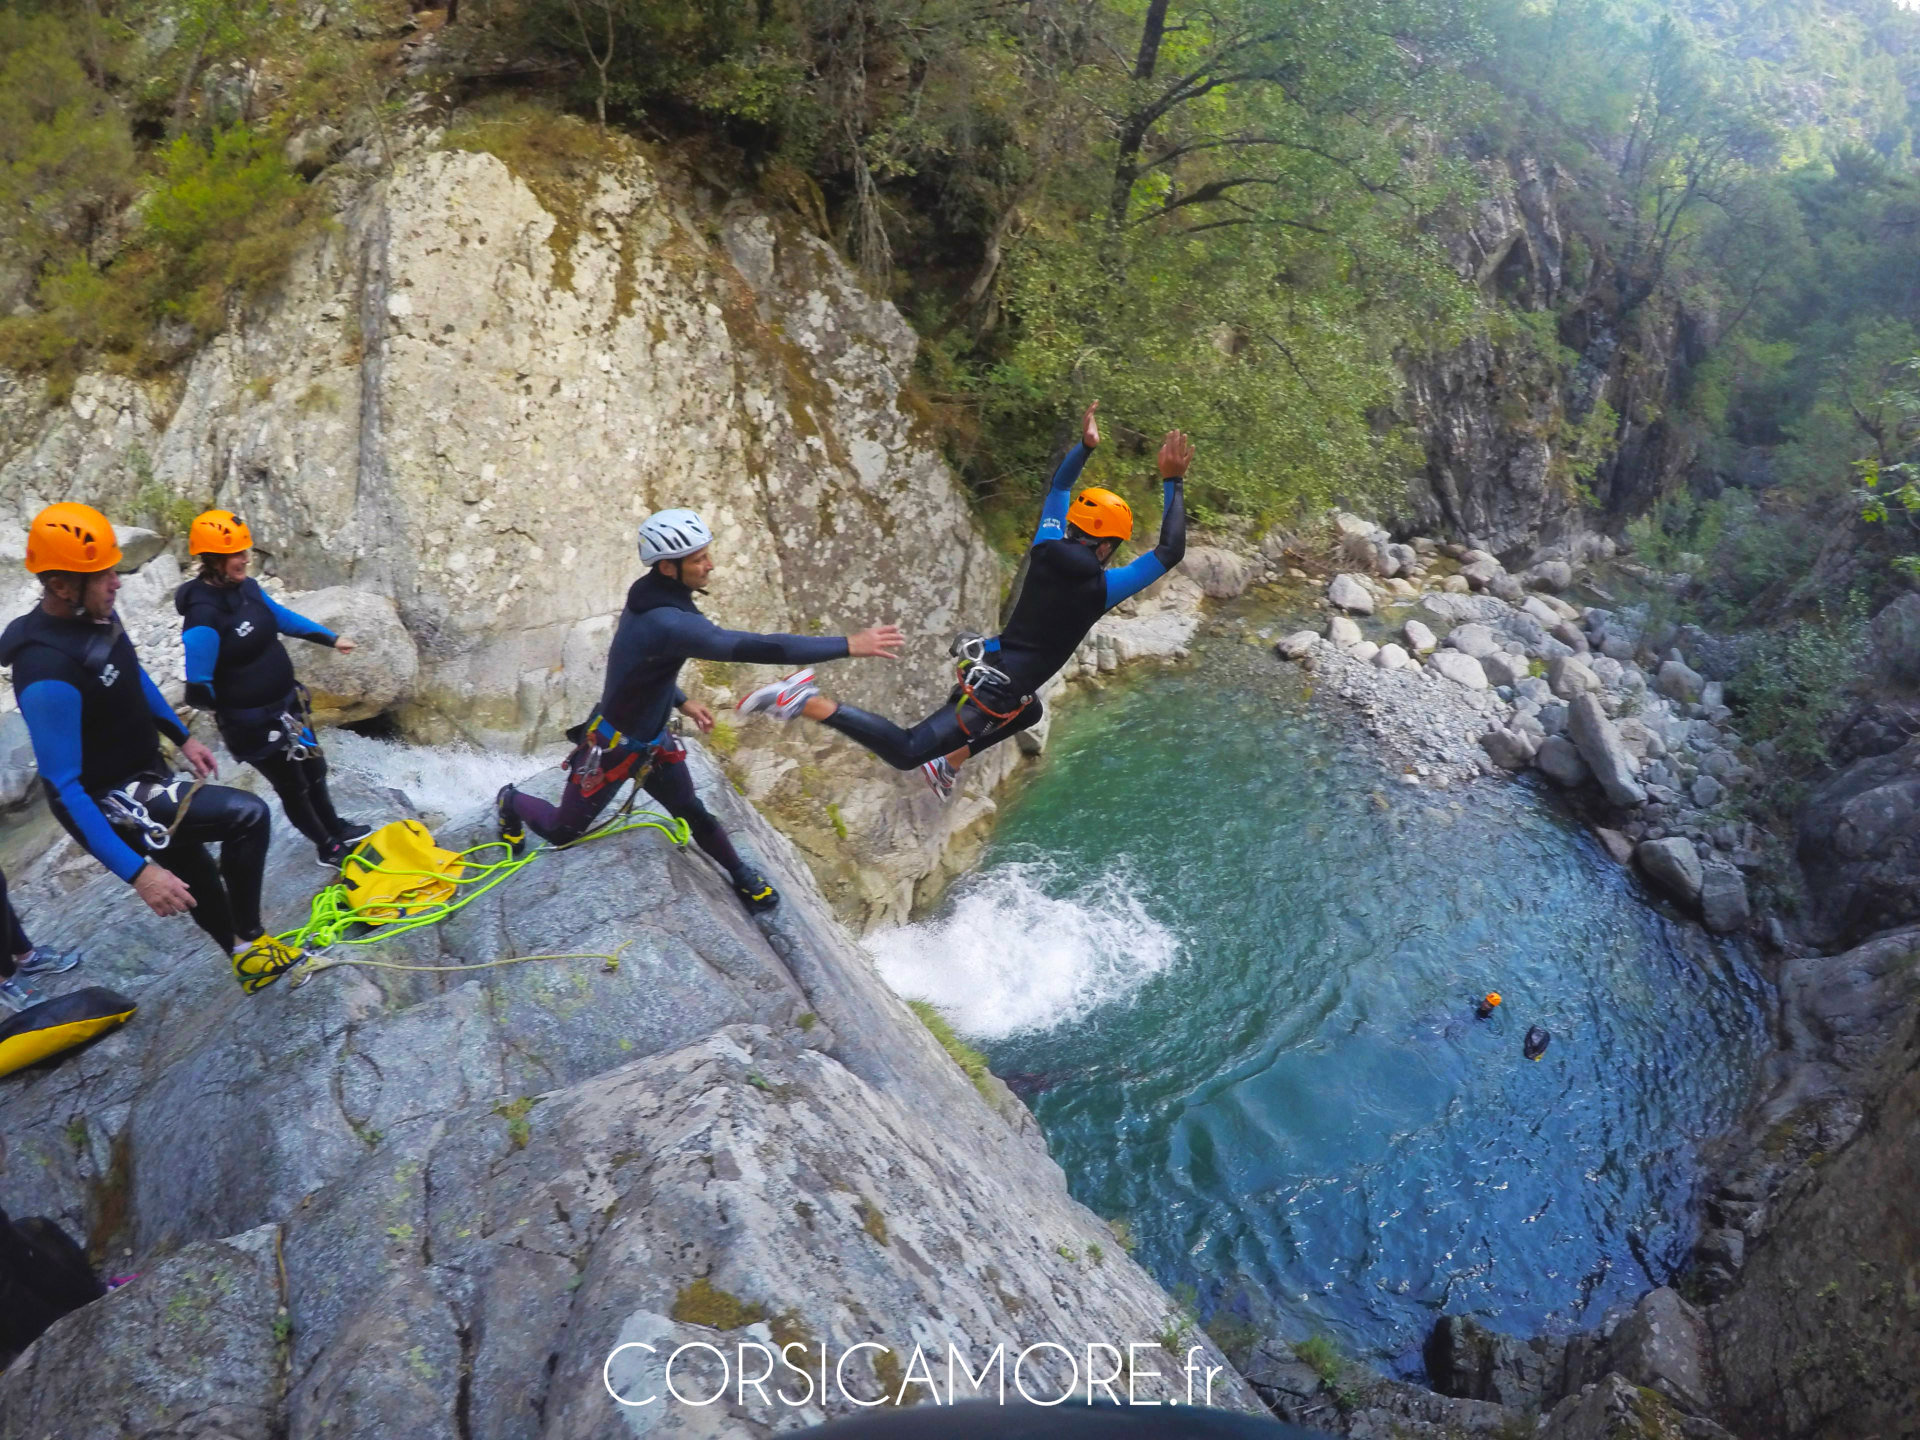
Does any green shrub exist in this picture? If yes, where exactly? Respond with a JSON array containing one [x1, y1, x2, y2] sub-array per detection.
[[1734, 598, 1870, 765], [906, 1000, 997, 1102]]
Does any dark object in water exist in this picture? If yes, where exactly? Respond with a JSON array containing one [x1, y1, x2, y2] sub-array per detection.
[[1524, 1025, 1552, 1061]]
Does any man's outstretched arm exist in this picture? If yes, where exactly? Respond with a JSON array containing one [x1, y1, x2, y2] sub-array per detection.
[[1104, 429, 1193, 608], [1034, 400, 1101, 544], [643, 609, 902, 665]]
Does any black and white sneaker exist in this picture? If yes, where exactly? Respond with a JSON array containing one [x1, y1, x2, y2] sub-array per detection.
[[920, 756, 957, 801]]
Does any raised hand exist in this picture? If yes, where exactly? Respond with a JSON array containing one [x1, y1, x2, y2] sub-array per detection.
[[1082, 399, 1101, 450], [849, 624, 906, 659], [1159, 429, 1194, 479]]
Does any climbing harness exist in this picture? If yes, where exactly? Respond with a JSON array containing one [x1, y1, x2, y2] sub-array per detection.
[[563, 716, 686, 799], [278, 775, 691, 976], [99, 771, 210, 852], [948, 633, 1033, 735]]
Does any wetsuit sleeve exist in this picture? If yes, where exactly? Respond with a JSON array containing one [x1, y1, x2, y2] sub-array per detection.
[[182, 626, 220, 709], [645, 609, 850, 666], [260, 594, 338, 646], [139, 668, 191, 745], [17, 680, 148, 882], [672, 686, 689, 708], [1103, 479, 1187, 608], [1033, 443, 1091, 545]]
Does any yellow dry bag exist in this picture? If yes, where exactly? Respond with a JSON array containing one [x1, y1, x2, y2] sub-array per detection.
[[338, 820, 467, 923]]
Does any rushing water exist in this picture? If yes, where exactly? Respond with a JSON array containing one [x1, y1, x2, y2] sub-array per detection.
[[869, 627, 1769, 1372]]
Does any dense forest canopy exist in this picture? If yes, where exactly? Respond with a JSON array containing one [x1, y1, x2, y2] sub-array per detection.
[[1, 0, 1917, 564]]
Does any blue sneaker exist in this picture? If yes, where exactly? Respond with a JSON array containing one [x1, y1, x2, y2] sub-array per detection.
[[0, 976, 44, 1013], [14, 947, 80, 976]]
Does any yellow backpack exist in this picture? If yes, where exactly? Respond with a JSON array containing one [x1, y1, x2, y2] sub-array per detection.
[[337, 820, 468, 923]]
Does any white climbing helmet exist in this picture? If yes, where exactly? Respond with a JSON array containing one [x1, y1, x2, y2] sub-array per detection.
[[636, 509, 713, 566]]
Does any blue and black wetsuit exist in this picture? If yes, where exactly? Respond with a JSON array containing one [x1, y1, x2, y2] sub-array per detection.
[[823, 442, 1187, 768], [507, 569, 848, 866], [0, 606, 272, 955], [177, 576, 358, 851]]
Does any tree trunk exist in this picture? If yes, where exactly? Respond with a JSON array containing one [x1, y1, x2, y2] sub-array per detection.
[[1108, 0, 1173, 231]]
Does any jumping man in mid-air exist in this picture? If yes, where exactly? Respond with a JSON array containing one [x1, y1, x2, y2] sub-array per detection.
[[738, 401, 1191, 797], [496, 508, 904, 910]]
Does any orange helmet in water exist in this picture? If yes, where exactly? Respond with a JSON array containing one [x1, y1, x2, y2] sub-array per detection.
[[1067, 487, 1133, 543], [24, 503, 121, 574], [188, 509, 253, 556]]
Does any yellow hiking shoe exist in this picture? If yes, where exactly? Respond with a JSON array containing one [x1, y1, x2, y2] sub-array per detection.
[[232, 934, 305, 994]]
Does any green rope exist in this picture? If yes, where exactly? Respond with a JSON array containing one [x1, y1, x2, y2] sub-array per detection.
[[275, 808, 691, 957]]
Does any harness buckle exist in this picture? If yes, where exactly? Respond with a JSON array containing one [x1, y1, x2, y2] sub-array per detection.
[[102, 778, 181, 851]]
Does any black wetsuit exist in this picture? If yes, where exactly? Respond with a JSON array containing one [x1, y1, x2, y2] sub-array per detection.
[[177, 577, 354, 850], [0, 607, 271, 954], [508, 570, 847, 864], [823, 444, 1187, 769]]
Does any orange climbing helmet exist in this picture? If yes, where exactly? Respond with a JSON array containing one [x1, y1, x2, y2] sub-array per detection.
[[188, 509, 253, 556], [1066, 487, 1133, 543], [24, 503, 122, 574]]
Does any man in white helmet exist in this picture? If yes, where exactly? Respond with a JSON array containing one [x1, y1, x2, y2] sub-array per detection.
[[496, 509, 902, 911]]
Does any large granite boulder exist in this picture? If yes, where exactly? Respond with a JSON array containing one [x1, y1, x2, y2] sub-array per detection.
[[1183, 546, 1254, 599], [1870, 592, 1920, 683], [1637, 837, 1704, 907], [286, 586, 420, 725], [1568, 694, 1647, 807], [1796, 738, 1920, 946]]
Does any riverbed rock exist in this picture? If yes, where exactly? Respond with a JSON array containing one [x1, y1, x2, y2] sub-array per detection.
[[1536, 735, 1592, 787], [1329, 573, 1375, 613], [1522, 594, 1563, 628], [1461, 558, 1502, 590], [1276, 631, 1320, 661], [1552, 619, 1590, 653], [1428, 650, 1489, 690], [1481, 726, 1538, 770], [1601, 1288, 1714, 1414], [1568, 695, 1647, 807], [1548, 654, 1602, 700], [1328, 614, 1364, 648], [1657, 659, 1707, 704], [1352, 640, 1380, 664], [1637, 836, 1704, 906], [1691, 773, 1726, 809], [286, 586, 419, 725], [1402, 619, 1438, 654], [1184, 546, 1254, 599], [1595, 827, 1634, 864], [1698, 863, 1750, 933], [1374, 642, 1411, 670], [1527, 558, 1574, 592], [1444, 622, 1501, 660], [1419, 593, 1510, 625], [1481, 651, 1528, 689]]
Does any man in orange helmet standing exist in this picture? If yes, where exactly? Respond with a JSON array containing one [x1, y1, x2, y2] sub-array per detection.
[[738, 401, 1192, 797], [0, 504, 305, 993]]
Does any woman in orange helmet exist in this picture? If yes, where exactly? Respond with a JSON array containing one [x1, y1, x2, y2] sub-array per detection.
[[739, 400, 1192, 797], [175, 510, 372, 867]]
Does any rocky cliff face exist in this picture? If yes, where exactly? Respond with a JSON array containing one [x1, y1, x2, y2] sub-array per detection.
[[1394, 151, 1705, 563], [0, 132, 1021, 928], [0, 750, 1258, 1435]]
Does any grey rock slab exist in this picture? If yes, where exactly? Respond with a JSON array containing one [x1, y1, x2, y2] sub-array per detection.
[[1373, 642, 1411, 670], [1568, 695, 1647, 807], [1548, 654, 1601, 699], [1445, 622, 1503, 660], [112, 526, 168, 572], [1656, 659, 1706, 704], [1428, 650, 1489, 690], [1527, 559, 1574, 592], [1402, 618, 1438, 654], [1183, 545, 1253, 598], [1328, 572, 1375, 613], [1602, 1287, 1714, 1415], [1699, 864, 1750, 934], [1541, 1373, 1735, 1440], [1480, 727, 1538, 770], [1418, 592, 1511, 625], [1536, 734, 1591, 787], [1481, 652, 1528, 689], [1637, 837, 1704, 906], [1327, 614, 1364, 648], [1692, 773, 1726, 808], [1275, 630, 1320, 661], [1871, 592, 1920, 682]]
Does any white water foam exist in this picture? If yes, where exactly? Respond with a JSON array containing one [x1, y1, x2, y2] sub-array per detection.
[[320, 731, 560, 824], [866, 859, 1182, 1041]]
